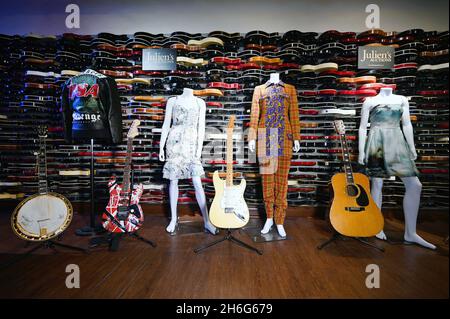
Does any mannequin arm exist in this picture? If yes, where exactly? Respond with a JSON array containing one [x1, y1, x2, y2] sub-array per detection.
[[358, 98, 372, 164], [196, 98, 206, 159], [288, 85, 301, 153], [159, 97, 174, 161], [248, 87, 261, 152], [401, 97, 417, 159], [289, 85, 301, 141]]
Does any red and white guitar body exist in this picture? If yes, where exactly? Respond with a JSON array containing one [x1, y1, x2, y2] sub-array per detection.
[[101, 119, 144, 234], [102, 177, 144, 233]]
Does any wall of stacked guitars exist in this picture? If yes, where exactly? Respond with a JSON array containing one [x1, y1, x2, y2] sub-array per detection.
[[0, 30, 448, 209]]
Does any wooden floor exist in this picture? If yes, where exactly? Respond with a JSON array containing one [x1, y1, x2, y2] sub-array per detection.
[[0, 212, 448, 299]]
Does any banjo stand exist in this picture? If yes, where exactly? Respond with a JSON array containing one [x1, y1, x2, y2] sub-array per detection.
[[0, 236, 88, 271]]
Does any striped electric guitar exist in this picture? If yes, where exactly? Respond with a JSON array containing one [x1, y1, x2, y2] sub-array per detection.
[[102, 120, 144, 233]]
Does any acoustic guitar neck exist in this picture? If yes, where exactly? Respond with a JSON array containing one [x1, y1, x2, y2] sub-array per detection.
[[334, 120, 355, 186]]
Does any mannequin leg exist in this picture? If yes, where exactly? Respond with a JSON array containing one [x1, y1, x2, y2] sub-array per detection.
[[401, 177, 436, 249], [261, 218, 274, 234], [371, 178, 387, 240], [273, 154, 291, 238], [192, 176, 217, 235], [261, 171, 275, 234], [166, 179, 179, 233]]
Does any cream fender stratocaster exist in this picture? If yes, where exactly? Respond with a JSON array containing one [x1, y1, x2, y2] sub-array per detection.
[[209, 116, 249, 229]]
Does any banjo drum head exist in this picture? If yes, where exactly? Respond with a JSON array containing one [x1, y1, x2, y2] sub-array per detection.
[[11, 193, 73, 241]]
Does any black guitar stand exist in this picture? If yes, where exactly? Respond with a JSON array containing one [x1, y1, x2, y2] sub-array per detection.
[[194, 229, 263, 255], [317, 231, 385, 252], [89, 168, 156, 252], [0, 236, 88, 270], [76, 139, 105, 236], [24, 237, 89, 254], [90, 231, 156, 252]]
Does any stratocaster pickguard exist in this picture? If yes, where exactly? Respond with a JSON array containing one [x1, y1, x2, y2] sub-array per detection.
[[221, 186, 247, 221]]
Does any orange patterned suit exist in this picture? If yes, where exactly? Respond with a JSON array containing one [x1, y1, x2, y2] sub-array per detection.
[[249, 81, 300, 225]]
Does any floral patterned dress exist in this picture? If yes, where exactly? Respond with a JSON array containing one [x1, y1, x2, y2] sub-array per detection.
[[162, 96, 205, 180]]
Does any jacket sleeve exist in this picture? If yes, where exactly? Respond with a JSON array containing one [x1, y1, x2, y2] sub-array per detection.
[[289, 85, 301, 141], [248, 86, 261, 141], [104, 77, 123, 144], [61, 80, 72, 143]]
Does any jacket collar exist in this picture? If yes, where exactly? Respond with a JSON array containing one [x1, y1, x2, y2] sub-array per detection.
[[265, 80, 285, 87], [82, 68, 107, 78]]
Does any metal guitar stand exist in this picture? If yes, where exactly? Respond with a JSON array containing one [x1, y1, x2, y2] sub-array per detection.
[[75, 139, 105, 236], [89, 168, 156, 251], [91, 231, 157, 252], [318, 187, 385, 253], [194, 229, 263, 255], [318, 231, 385, 252], [0, 236, 88, 270]]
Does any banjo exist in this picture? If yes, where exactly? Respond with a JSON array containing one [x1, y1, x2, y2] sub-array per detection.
[[11, 126, 73, 241]]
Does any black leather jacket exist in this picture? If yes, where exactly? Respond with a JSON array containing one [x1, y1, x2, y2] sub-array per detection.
[[62, 69, 123, 144]]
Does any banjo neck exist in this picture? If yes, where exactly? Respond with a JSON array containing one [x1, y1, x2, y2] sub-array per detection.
[[37, 133, 48, 195]]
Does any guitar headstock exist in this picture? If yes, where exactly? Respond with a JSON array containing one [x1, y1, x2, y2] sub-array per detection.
[[228, 115, 235, 130], [37, 125, 48, 138], [333, 120, 346, 135], [127, 120, 141, 139]]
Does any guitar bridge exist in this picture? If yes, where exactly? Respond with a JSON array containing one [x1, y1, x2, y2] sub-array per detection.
[[345, 207, 365, 212], [225, 208, 246, 221], [225, 208, 235, 214]]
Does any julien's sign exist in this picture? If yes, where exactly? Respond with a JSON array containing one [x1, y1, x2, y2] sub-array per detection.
[[142, 48, 177, 71], [358, 46, 395, 69]]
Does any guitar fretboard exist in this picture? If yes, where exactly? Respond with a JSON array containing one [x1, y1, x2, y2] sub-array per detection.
[[122, 137, 133, 197], [226, 127, 234, 187], [339, 134, 355, 185]]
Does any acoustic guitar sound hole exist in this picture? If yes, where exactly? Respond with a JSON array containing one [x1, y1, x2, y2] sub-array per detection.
[[346, 184, 359, 197]]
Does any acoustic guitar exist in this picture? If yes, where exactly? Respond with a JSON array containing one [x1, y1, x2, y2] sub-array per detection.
[[329, 120, 384, 237], [209, 116, 249, 229]]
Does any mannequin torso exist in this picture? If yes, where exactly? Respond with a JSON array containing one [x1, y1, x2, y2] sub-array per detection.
[[358, 88, 435, 249], [248, 73, 300, 237], [159, 88, 217, 235]]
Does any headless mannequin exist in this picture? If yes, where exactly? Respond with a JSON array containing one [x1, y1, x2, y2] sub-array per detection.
[[358, 87, 436, 249], [159, 88, 217, 235], [249, 73, 300, 238]]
